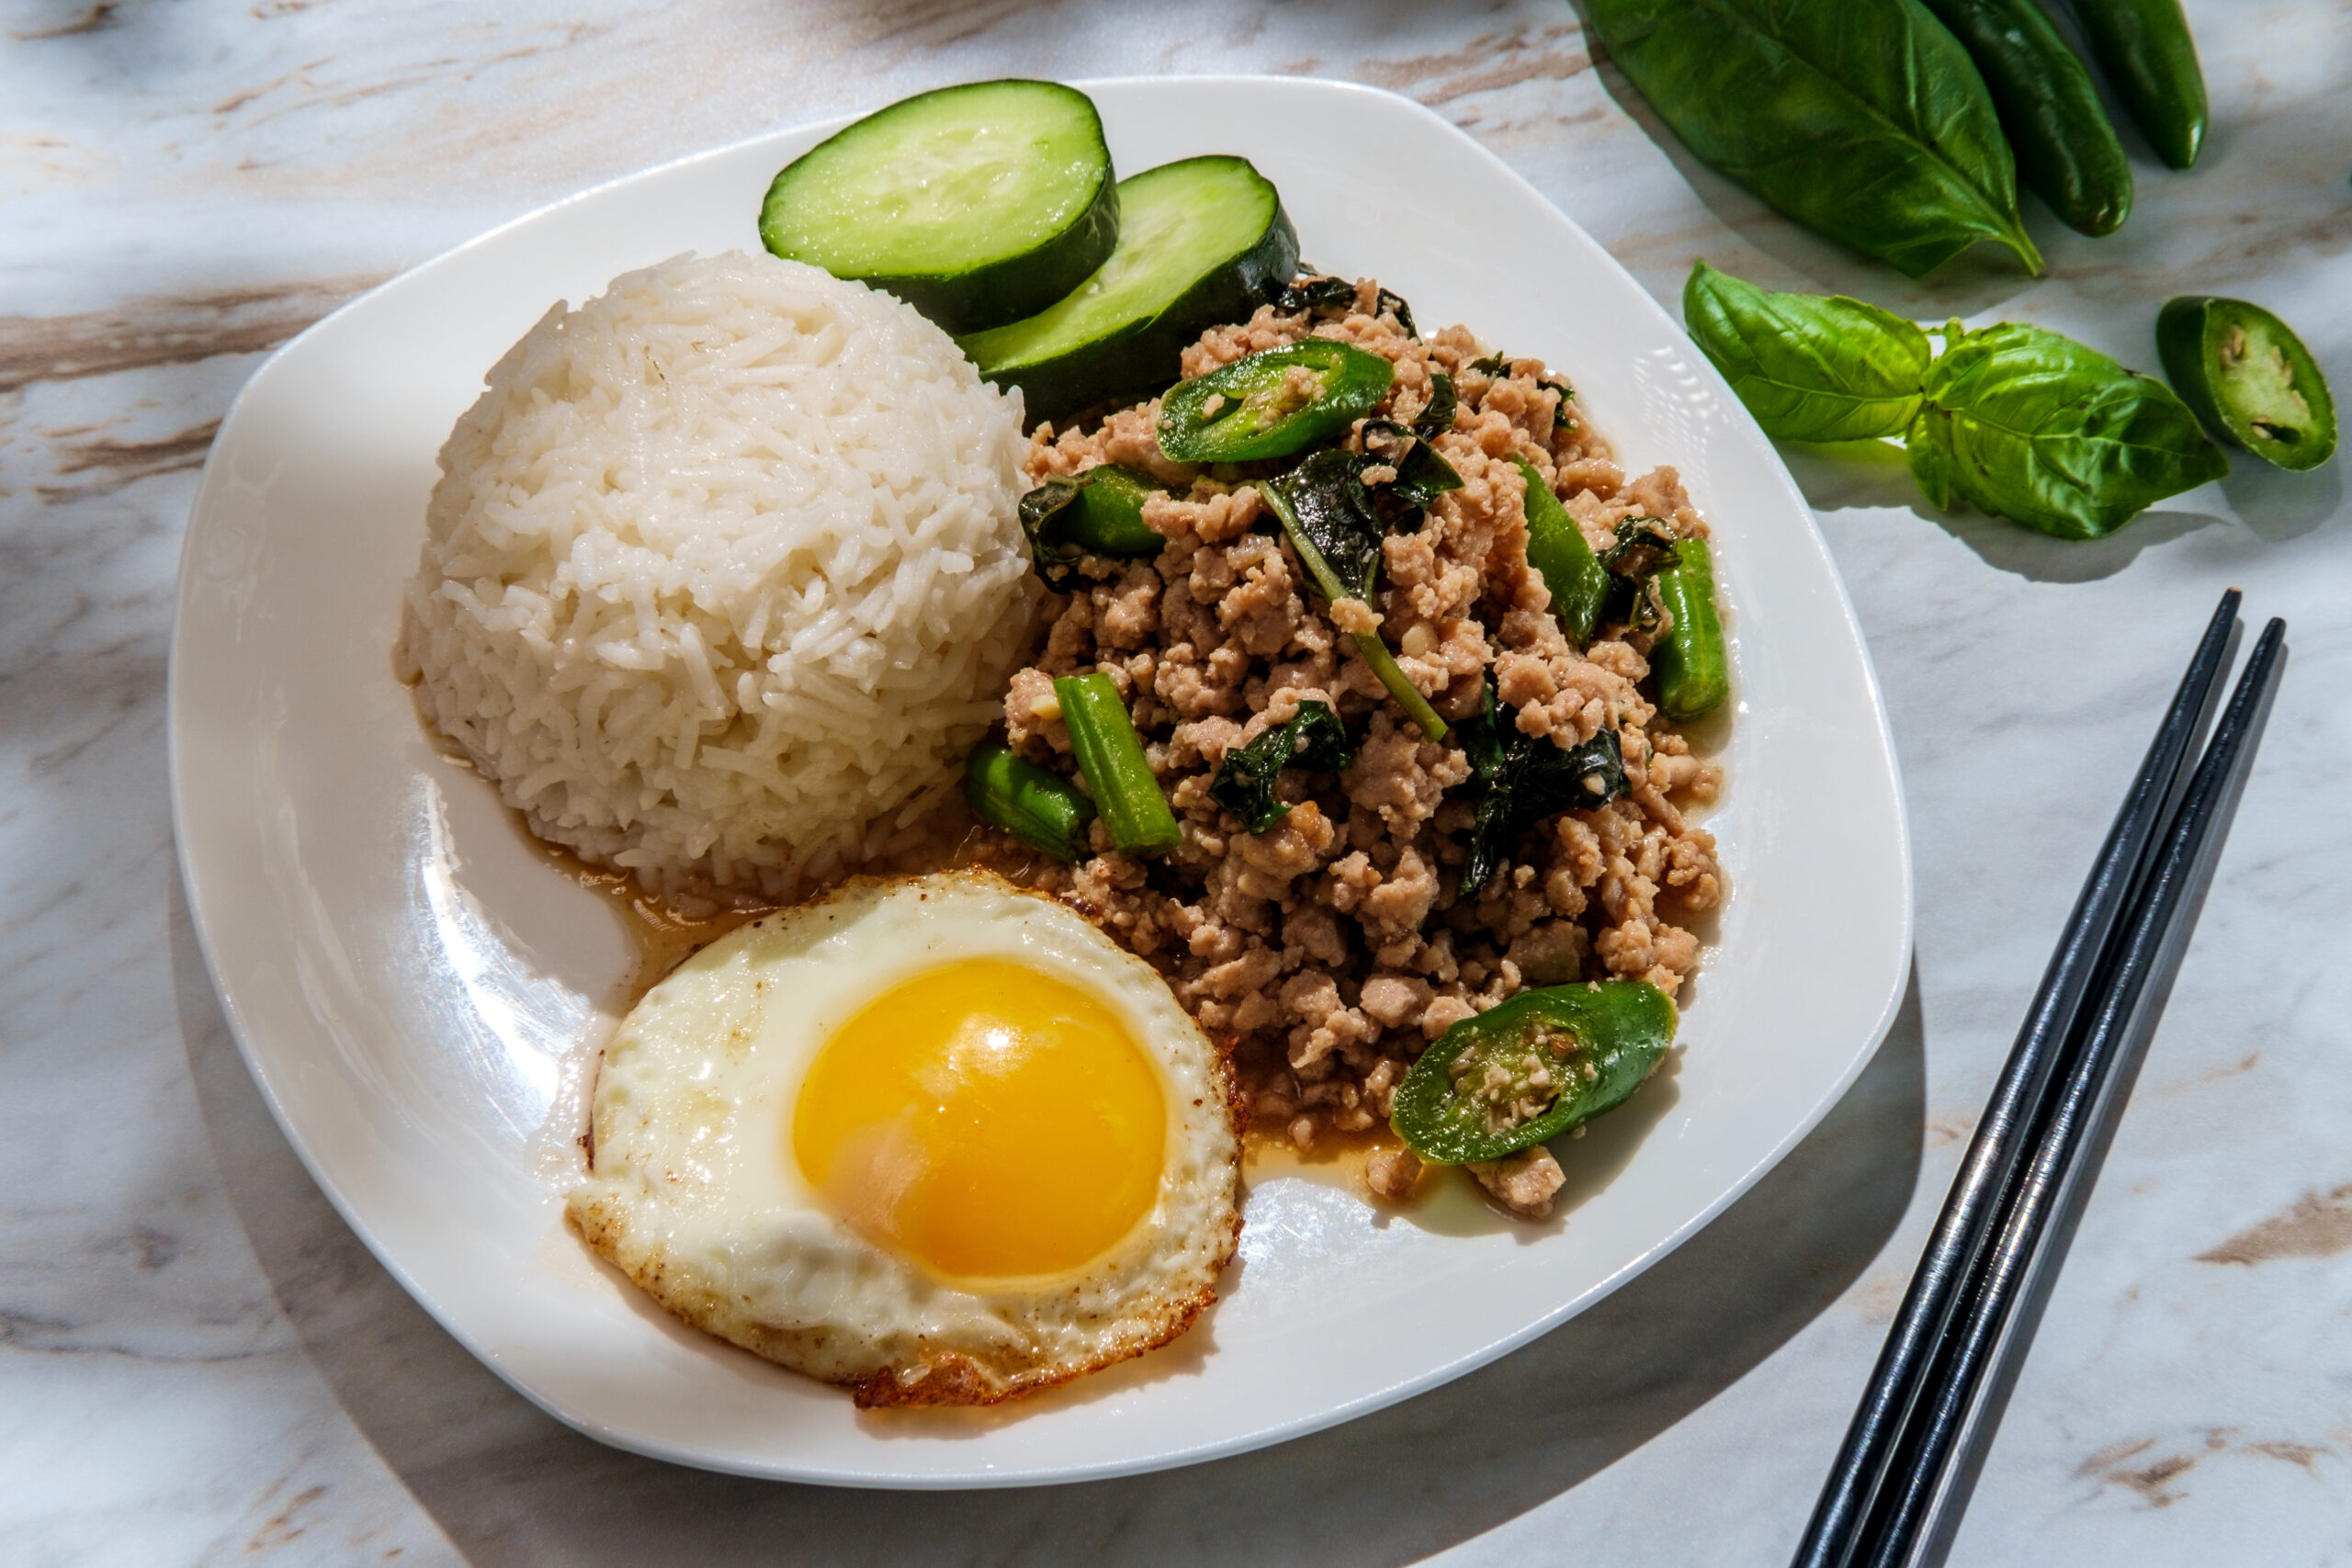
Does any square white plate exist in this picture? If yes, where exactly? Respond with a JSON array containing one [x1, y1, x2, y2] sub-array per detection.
[[170, 74, 1912, 1486]]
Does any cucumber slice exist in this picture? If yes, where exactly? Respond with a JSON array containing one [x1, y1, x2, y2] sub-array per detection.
[[961, 155, 1299, 427], [759, 80, 1119, 336]]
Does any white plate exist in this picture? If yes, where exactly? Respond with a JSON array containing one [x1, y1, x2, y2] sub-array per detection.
[[170, 74, 1912, 1487]]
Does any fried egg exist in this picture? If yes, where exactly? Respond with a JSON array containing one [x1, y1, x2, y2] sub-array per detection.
[[567, 869, 1241, 1406]]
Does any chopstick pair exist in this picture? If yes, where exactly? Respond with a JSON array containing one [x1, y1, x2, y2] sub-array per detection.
[[1793, 588, 2287, 1568]]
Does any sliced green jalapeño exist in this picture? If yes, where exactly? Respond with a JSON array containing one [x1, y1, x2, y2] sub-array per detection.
[[1157, 341, 1396, 464], [1389, 980, 1674, 1165], [2156, 296, 2337, 473]]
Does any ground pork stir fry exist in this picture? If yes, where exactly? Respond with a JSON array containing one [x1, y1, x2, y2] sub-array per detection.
[[985, 280, 1724, 1169]]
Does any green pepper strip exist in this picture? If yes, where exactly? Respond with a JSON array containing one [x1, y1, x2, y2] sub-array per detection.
[[1051, 673, 1182, 857], [1257, 481, 1449, 742], [1507, 455, 1610, 647], [1652, 538, 1729, 721], [962, 742, 1095, 862]]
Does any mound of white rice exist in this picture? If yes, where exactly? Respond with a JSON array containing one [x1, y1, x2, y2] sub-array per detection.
[[397, 251, 1035, 902]]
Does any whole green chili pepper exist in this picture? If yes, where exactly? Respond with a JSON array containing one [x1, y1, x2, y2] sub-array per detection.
[[1157, 341, 1396, 464], [2155, 297, 2337, 473], [1389, 980, 1676, 1165], [963, 742, 1095, 862], [2065, 0, 2207, 171], [1917, 0, 2132, 236], [1051, 672, 1182, 858], [1651, 538, 1729, 721], [1507, 455, 1609, 646], [1579, 0, 2041, 277]]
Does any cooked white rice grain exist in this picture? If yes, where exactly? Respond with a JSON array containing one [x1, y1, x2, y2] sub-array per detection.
[[397, 251, 1035, 902]]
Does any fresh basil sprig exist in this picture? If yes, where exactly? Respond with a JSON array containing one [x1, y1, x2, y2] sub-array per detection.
[[1683, 261, 1932, 443], [1907, 321, 2231, 539], [1683, 261, 2229, 540], [1582, 0, 2041, 278]]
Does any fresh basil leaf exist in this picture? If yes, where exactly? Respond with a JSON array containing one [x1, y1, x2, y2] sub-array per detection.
[[1462, 723, 1630, 897], [1266, 448, 1385, 601], [1208, 700, 1353, 832], [1682, 260, 1932, 441], [1581, 0, 2041, 277], [1911, 321, 2231, 538]]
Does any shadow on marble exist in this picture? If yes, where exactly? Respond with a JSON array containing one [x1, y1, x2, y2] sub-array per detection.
[[1773, 434, 2250, 583], [174, 876, 1926, 1567], [2222, 459, 2341, 545]]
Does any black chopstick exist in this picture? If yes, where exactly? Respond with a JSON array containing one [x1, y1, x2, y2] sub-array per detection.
[[1791, 589, 2245, 1568], [1852, 615, 2286, 1568]]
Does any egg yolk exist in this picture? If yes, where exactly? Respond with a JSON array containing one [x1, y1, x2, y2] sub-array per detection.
[[791, 958, 1167, 1280]]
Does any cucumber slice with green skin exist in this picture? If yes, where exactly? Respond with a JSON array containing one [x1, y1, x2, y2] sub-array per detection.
[[2156, 296, 2337, 473], [758, 80, 1119, 336], [961, 155, 1300, 427]]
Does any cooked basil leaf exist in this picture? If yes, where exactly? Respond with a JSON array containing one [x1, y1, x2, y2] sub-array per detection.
[[1462, 723, 1630, 897], [1272, 276, 1415, 336], [1469, 352, 1510, 377], [1208, 700, 1352, 831], [1276, 275, 1359, 312], [1598, 515, 1679, 581], [1452, 675, 1510, 784], [1376, 287, 1418, 338], [1581, 0, 2041, 277], [1266, 448, 1385, 601], [1414, 372, 1458, 441], [1909, 321, 2231, 539], [1362, 419, 1464, 512], [1681, 259, 1932, 441], [1017, 464, 1164, 589]]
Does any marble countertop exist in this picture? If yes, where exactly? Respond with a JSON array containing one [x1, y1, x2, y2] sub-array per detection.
[[6, 2, 2349, 1562]]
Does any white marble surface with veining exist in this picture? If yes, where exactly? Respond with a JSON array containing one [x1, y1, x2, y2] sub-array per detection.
[[6, 1, 2350, 1562]]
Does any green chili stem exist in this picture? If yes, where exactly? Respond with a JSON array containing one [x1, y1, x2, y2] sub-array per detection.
[[963, 741, 1095, 862], [1260, 483, 1450, 742], [1051, 672, 1183, 857]]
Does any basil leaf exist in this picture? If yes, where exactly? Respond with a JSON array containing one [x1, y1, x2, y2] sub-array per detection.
[[1362, 419, 1464, 511], [1276, 275, 1358, 312], [1266, 448, 1385, 601], [1272, 276, 1416, 336], [1462, 724, 1629, 898], [1208, 700, 1353, 832], [1452, 674, 1510, 784], [1581, 0, 2041, 277], [1910, 321, 2231, 539], [1414, 372, 1458, 441], [1681, 260, 1932, 442]]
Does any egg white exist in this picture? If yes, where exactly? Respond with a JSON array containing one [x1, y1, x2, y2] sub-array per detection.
[[567, 868, 1241, 1406]]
